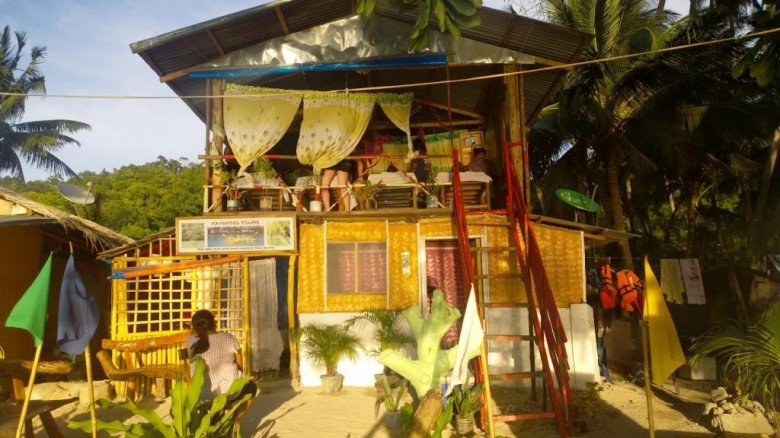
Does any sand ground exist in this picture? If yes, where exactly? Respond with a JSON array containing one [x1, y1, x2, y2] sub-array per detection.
[[0, 373, 725, 438]]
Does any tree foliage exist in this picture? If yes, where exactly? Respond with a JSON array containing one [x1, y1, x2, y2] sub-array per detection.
[[0, 25, 89, 182], [3, 156, 202, 240]]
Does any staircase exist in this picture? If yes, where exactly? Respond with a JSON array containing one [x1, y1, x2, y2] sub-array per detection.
[[450, 141, 572, 437]]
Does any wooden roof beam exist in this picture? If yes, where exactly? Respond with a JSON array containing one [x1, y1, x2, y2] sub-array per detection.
[[205, 29, 225, 56], [415, 98, 484, 122], [274, 5, 290, 35]]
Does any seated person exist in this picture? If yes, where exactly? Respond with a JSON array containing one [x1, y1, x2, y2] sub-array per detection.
[[321, 159, 351, 212], [188, 310, 257, 416], [466, 147, 489, 173]]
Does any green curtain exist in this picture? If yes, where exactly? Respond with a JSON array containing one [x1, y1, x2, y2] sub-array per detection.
[[224, 84, 302, 173], [296, 92, 376, 173]]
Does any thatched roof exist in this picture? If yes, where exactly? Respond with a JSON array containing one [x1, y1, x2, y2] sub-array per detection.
[[0, 187, 134, 252]]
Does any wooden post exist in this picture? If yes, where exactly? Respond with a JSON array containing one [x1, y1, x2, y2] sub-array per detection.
[[15, 345, 42, 438], [204, 79, 213, 214], [287, 255, 300, 387], [212, 79, 226, 212], [641, 320, 656, 438], [503, 65, 524, 201], [84, 345, 98, 438]]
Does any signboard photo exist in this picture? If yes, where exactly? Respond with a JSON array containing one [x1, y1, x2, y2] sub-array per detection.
[[176, 215, 296, 254]]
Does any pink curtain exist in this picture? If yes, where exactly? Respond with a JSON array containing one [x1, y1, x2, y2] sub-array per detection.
[[425, 240, 468, 347], [327, 243, 386, 294]]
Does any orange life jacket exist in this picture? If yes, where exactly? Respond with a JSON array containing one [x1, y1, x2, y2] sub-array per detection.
[[598, 265, 642, 313]]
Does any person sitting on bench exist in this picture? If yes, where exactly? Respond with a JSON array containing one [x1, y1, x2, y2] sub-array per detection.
[[187, 310, 257, 416]]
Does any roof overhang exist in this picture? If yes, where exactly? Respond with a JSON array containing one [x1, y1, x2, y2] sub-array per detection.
[[131, 0, 591, 126]]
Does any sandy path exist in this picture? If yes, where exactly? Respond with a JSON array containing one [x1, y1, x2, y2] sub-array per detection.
[[7, 376, 719, 437]]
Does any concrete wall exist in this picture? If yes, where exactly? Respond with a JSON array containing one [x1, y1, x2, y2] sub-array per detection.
[[298, 303, 599, 390]]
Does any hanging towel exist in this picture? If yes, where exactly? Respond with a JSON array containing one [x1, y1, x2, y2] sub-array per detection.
[[249, 259, 285, 372], [660, 259, 686, 305], [679, 259, 707, 305]]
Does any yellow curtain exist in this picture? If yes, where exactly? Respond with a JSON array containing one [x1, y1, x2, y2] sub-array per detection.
[[426, 131, 463, 171], [224, 84, 302, 173], [379, 131, 464, 175], [296, 92, 376, 173], [377, 93, 413, 155]]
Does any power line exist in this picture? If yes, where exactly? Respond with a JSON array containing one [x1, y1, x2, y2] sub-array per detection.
[[1, 26, 779, 100]]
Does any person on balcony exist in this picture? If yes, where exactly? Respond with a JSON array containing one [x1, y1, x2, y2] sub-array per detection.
[[321, 159, 351, 212]]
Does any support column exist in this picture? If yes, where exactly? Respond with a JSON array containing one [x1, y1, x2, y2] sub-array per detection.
[[211, 79, 226, 212], [503, 65, 526, 204]]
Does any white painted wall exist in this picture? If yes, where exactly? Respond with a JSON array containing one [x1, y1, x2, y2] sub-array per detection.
[[298, 304, 599, 390], [298, 312, 415, 387]]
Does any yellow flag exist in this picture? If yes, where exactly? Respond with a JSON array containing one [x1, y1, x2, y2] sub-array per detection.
[[643, 257, 686, 385]]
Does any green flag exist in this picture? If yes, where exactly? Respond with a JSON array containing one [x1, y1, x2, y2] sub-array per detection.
[[5, 253, 53, 347]]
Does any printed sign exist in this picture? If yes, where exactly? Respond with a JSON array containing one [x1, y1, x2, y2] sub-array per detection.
[[176, 215, 296, 254]]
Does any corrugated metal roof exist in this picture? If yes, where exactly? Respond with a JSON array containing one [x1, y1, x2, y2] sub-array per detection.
[[131, 0, 591, 124]]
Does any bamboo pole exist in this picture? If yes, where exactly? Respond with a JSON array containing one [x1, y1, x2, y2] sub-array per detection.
[[111, 255, 240, 279], [287, 255, 300, 387], [479, 337, 495, 438], [641, 320, 656, 438], [15, 344, 42, 438], [84, 345, 97, 438]]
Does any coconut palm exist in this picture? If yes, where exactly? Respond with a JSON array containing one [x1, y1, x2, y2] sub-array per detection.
[[689, 304, 780, 413], [0, 25, 89, 182], [530, 0, 672, 267]]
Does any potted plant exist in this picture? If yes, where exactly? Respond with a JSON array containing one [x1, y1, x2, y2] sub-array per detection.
[[425, 167, 442, 208], [352, 178, 382, 210], [375, 374, 408, 429], [222, 169, 242, 212], [253, 156, 278, 210], [347, 309, 413, 359], [300, 323, 361, 393], [451, 382, 484, 435]]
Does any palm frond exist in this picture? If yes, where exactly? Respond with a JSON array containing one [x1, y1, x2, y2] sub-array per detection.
[[690, 304, 780, 412]]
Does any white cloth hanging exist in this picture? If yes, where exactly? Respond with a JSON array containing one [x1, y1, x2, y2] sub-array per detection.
[[249, 259, 285, 372]]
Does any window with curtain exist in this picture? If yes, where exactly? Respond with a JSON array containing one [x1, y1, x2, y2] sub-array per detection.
[[326, 242, 387, 294]]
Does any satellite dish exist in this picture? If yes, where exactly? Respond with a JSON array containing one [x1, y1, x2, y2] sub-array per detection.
[[555, 188, 599, 213], [57, 182, 95, 205]]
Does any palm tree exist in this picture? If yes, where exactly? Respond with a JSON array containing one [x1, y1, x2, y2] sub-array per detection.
[[529, 0, 671, 267], [690, 304, 780, 413], [0, 26, 89, 182]]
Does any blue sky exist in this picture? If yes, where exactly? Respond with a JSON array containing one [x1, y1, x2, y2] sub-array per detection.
[[3, 0, 688, 182]]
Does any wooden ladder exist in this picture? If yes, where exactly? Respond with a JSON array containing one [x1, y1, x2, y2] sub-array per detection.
[[449, 143, 571, 437]]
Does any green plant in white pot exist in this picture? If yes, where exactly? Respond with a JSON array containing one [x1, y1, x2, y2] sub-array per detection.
[[451, 382, 484, 435], [375, 375, 408, 429], [300, 323, 361, 393]]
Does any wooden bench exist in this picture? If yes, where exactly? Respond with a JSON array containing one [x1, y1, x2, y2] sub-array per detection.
[[0, 397, 78, 438], [96, 331, 190, 400]]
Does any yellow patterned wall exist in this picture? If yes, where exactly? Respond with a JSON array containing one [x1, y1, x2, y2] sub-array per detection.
[[296, 216, 584, 313], [298, 221, 419, 312]]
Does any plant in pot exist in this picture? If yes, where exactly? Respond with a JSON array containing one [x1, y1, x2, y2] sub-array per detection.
[[375, 374, 408, 429], [222, 169, 242, 212], [347, 309, 414, 389], [451, 382, 484, 436], [253, 156, 278, 210], [352, 178, 383, 210], [425, 167, 442, 208], [300, 323, 361, 393]]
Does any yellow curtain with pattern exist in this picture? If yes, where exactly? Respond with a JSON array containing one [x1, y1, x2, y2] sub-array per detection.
[[224, 84, 302, 173], [296, 92, 376, 173], [377, 92, 413, 155]]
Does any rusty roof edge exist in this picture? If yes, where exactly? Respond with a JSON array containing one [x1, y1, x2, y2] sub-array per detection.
[[129, 0, 292, 54]]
